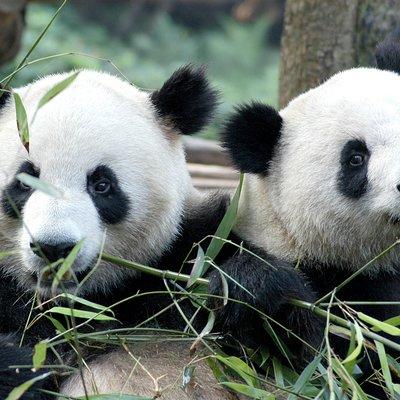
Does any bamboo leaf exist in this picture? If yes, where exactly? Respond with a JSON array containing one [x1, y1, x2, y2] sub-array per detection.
[[330, 358, 368, 400], [32, 341, 47, 370], [77, 396, 153, 400], [263, 320, 293, 363], [287, 355, 321, 400], [37, 72, 79, 109], [381, 315, 400, 328], [221, 382, 275, 400], [59, 293, 114, 316], [5, 372, 52, 400], [0, 251, 15, 261], [204, 174, 244, 263], [187, 246, 205, 288], [13, 92, 29, 149], [206, 357, 227, 383], [215, 355, 259, 388], [375, 341, 394, 398], [358, 312, 400, 336], [51, 240, 84, 293], [272, 358, 285, 388], [44, 315, 71, 340], [48, 306, 116, 321], [342, 321, 363, 364], [17, 173, 63, 199]]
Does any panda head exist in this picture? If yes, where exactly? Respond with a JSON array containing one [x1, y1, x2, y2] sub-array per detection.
[[0, 66, 218, 295], [223, 40, 400, 271]]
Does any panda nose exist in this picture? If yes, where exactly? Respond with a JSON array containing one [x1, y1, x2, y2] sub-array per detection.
[[30, 241, 76, 263]]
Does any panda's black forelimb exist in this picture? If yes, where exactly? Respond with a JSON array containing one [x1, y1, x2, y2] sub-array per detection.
[[208, 250, 323, 364], [0, 334, 50, 400]]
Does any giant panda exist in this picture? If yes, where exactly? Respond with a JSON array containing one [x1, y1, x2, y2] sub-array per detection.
[[0, 66, 247, 400], [208, 39, 400, 398]]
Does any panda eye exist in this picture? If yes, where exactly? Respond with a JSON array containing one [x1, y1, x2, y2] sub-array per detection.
[[18, 180, 31, 192], [93, 179, 111, 195], [349, 154, 364, 166]]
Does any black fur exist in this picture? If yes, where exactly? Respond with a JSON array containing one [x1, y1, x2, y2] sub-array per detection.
[[208, 249, 323, 361], [87, 165, 130, 224], [376, 36, 400, 74], [150, 65, 219, 135], [222, 102, 282, 174], [337, 139, 370, 199], [0, 335, 49, 400], [0, 89, 10, 109], [1, 161, 39, 219]]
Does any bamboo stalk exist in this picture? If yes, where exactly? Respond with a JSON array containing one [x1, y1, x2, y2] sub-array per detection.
[[101, 253, 209, 286], [102, 252, 400, 353]]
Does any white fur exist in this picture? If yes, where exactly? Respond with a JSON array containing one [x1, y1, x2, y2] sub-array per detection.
[[0, 70, 194, 295], [235, 67, 400, 272]]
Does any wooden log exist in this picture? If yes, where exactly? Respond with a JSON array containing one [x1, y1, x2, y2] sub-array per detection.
[[188, 163, 239, 180], [184, 136, 231, 167], [191, 177, 238, 190]]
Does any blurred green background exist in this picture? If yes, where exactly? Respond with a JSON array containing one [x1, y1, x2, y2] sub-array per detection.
[[0, 1, 281, 139]]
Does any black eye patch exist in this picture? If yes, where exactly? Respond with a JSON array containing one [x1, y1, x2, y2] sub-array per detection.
[[1, 161, 39, 219], [87, 165, 130, 225], [337, 139, 370, 199]]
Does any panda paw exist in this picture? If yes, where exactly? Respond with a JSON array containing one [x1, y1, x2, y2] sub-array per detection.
[[208, 253, 323, 355], [0, 334, 47, 400]]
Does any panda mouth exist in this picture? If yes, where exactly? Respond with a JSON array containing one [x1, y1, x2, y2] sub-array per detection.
[[31, 268, 90, 289]]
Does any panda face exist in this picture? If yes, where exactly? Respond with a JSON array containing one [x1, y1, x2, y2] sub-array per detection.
[[227, 67, 400, 271], [0, 69, 216, 296], [267, 68, 400, 268]]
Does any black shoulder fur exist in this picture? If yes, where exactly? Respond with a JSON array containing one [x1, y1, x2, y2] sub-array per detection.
[[0, 334, 48, 400]]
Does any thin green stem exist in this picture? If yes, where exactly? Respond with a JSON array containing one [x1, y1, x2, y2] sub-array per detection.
[[316, 240, 400, 305], [101, 253, 209, 286], [290, 299, 400, 353], [2, 0, 68, 90]]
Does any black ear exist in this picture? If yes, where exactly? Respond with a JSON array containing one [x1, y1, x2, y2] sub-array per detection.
[[0, 87, 10, 109], [222, 102, 282, 174], [375, 34, 400, 74], [150, 65, 219, 135]]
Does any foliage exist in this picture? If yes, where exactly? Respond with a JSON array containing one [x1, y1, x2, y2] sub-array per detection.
[[0, 3, 279, 139]]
